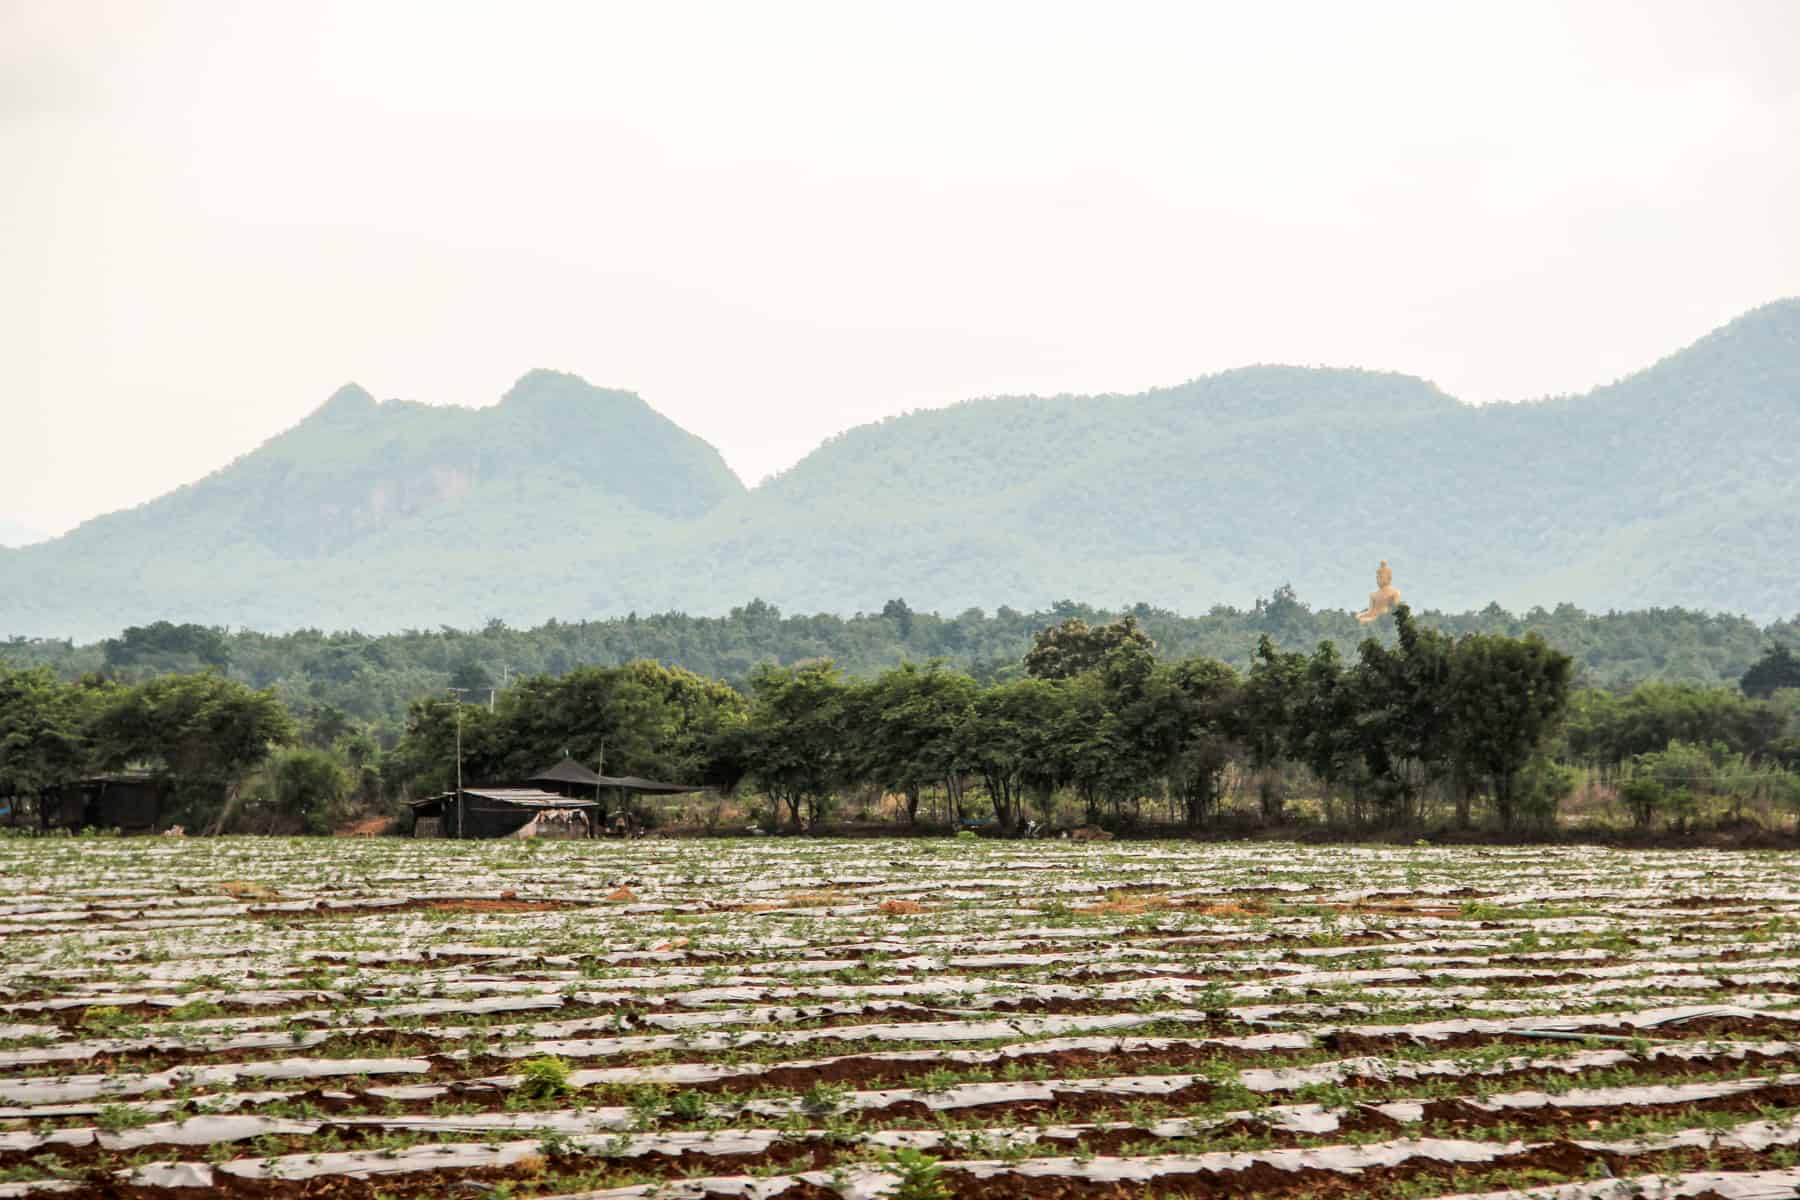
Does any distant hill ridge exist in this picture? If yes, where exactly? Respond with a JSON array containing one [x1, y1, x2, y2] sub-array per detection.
[[3, 301, 1797, 638]]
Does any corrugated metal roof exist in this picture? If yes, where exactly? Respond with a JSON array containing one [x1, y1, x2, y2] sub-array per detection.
[[463, 788, 599, 809]]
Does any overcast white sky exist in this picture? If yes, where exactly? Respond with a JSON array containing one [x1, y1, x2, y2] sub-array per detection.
[[4, 0, 1797, 540]]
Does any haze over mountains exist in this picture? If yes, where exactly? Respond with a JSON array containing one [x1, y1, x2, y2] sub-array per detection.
[[3, 301, 1797, 641], [0, 522, 43, 550]]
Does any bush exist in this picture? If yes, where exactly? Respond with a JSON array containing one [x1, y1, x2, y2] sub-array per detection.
[[518, 1055, 572, 1099], [236, 749, 354, 834], [1619, 778, 1663, 829], [1766, 771, 1800, 819], [1514, 755, 1578, 830]]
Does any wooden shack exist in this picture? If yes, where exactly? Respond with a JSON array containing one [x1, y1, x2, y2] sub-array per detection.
[[408, 787, 598, 839], [40, 774, 178, 833], [528, 757, 704, 824], [408, 760, 704, 839]]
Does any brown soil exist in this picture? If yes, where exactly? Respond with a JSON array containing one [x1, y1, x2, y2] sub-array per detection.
[[930, 1144, 1782, 1200], [1180, 902, 1271, 918], [14, 1079, 1800, 1182], [332, 817, 396, 838], [247, 897, 589, 919], [220, 881, 285, 901], [1408, 1082, 1800, 1132], [24, 1128, 1794, 1200], [35, 1007, 1791, 1076], [652, 1039, 1792, 1104], [721, 889, 854, 912], [976, 997, 1255, 1022], [1077, 896, 1176, 916], [1658, 896, 1762, 909], [35, 1162, 843, 1200]]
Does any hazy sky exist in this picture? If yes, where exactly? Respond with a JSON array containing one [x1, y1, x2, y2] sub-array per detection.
[[5, 1, 1798, 540]]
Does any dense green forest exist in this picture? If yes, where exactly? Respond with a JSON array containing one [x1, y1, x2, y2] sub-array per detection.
[[5, 611, 1798, 838], [3, 300, 1798, 638], [4, 593, 1797, 734]]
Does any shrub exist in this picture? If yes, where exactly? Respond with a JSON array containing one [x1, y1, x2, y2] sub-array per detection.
[[1514, 754, 1578, 830], [1619, 778, 1663, 830], [517, 1055, 572, 1099]]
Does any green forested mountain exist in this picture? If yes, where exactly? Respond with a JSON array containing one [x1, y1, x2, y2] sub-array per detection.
[[0, 371, 746, 636], [707, 298, 1800, 622], [2, 302, 1797, 639]]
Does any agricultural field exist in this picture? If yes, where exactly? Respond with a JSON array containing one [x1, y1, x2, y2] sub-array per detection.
[[3, 839, 1800, 1199]]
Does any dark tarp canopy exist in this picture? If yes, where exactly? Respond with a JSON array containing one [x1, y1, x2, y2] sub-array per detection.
[[530, 757, 605, 789], [599, 775, 702, 795], [530, 758, 702, 796]]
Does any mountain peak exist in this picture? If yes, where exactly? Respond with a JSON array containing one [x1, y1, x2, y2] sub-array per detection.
[[310, 383, 378, 423], [1729, 295, 1800, 325], [497, 369, 653, 426], [1596, 296, 1800, 412], [503, 368, 589, 396]]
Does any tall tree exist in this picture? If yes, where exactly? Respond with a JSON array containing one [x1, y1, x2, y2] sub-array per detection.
[[852, 662, 978, 824], [1742, 644, 1800, 700], [964, 677, 1066, 832], [1023, 615, 1155, 680], [1348, 606, 1457, 826], [741, 662, 849, 829], [90, 674, 294, 830], [0, 667, 99, 818], [1145, 657, 1241, 828], [1448, 632, 1574, 830], [1242, 635, 1305, 823]]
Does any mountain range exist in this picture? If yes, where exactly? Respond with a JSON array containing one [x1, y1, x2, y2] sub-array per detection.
[[3, 301, 1798, 640]]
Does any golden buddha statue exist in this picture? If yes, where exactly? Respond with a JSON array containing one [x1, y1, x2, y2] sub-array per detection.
[[1356, 560, 1402, 624]]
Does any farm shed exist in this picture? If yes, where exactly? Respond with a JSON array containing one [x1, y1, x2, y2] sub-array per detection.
[[408, 787, 598, 839], [37, 773, 178, 833]]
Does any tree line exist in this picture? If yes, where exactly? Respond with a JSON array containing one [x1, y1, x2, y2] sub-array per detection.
[[5, 611, 1798, 837], [0, 670, 302, 831], [4, 592, 1797, 736], [705, 609, 1586, 834], [380, 611, 1799, 835]]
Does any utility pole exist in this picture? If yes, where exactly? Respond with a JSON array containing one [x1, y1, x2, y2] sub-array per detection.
[[596, 739, 606, 832], [447, 687, 478, 839]]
